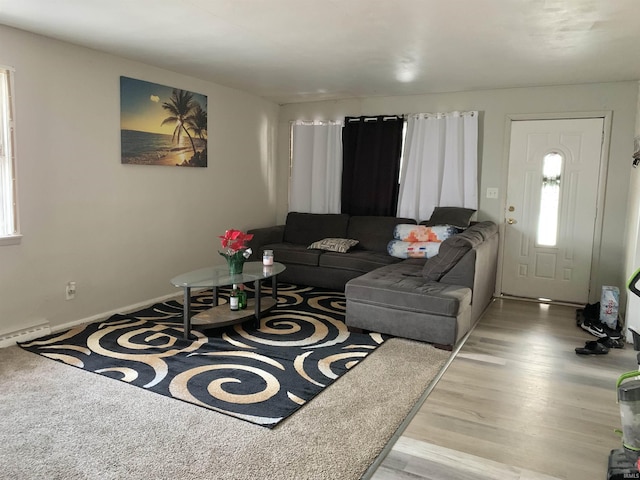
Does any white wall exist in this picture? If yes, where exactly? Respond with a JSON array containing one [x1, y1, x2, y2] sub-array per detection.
[[278, 82, 638, 303], [624, 82, 640, 342], [0, 26, 280, 334]]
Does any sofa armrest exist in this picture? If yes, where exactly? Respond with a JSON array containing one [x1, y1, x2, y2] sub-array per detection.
[[247, 225, 285, 261]]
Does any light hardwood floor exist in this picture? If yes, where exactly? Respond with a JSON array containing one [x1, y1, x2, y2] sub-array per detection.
[[369, 298, 638, 480]]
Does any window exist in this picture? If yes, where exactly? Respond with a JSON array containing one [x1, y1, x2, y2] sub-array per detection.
[[0, 67, 19, 245], [537, 152, 563, 246]]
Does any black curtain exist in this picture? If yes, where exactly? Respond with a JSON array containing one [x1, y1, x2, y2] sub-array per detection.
[[341, 115, 404, 216]]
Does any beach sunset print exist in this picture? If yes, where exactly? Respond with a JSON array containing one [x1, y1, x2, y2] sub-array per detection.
[[120, 76, 208, 167]]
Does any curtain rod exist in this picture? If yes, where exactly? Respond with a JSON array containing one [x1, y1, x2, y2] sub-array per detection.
[[407, 111, 477, 119], [290, 120, 343, 126], [346, 115, 403, 122], [291, 111, 478, 125]]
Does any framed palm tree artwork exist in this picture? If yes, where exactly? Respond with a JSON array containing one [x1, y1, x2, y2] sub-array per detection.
[[120, 76, 208, 167]]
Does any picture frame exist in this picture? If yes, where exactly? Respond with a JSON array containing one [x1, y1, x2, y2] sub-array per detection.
[[120, 76, 208, 167]]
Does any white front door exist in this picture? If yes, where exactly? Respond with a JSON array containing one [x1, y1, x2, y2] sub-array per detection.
[[501, 118, 604, 304]]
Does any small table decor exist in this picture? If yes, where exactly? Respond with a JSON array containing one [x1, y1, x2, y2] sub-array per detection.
[[218, 229, 253, 274]]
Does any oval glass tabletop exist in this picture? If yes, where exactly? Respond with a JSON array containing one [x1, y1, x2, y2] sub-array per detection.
[[171, 261, 286, 289], [171, 261, 287, 340]]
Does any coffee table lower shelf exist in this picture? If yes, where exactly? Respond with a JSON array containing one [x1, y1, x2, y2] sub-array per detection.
[[191, 297, 277, 329]]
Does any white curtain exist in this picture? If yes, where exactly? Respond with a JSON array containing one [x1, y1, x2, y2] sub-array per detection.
[[397, 111, 478, 221], [289, 121, 343, 213]]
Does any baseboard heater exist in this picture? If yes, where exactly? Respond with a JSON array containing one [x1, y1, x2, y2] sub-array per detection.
[[0, 321, 51, 348]]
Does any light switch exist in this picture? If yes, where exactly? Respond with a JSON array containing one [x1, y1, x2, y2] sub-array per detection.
[[486, 187, 499, 199]]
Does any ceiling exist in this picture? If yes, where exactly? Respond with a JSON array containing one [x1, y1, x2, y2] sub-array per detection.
[[1, 0, 640, 104]]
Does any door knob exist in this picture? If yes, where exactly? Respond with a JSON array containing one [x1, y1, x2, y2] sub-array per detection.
[[507, 218, 517, 225]]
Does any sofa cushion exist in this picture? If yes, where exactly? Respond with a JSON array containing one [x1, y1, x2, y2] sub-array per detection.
[[423, 207, 476, 229], [263, 243, 321, 266], [319, 250, 401, 272], [421, 242, 471, 281], [439, 248, 476, 290], [346, 263, 472, 318], [308, 237, 359, 253], [283, 212, 350, 246], [421, 221, 494, 281], [347, 216, 416, 253], [447, 228, 484, 249], [468, 220, 499, 240]]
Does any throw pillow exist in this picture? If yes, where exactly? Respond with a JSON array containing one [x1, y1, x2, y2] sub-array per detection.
[[393, 224, 461, 242], [423, 207, 476, 229], [308, 238, 359, 253], [387, 240, 441, 259]]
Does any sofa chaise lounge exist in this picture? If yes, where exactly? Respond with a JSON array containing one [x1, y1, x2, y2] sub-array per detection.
[[345, 221, 498, 348]]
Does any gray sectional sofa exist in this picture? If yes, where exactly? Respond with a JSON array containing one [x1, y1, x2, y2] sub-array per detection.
[[247, 212, 499, 348], [247, 212, 416, 290]]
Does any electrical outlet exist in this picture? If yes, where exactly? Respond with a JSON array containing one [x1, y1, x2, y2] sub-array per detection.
[[66, 281, 76, 300]]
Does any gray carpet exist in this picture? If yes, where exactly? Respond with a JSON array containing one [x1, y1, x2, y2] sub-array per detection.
[[0, 337, 449, 480], [18, 285, 388, 428]]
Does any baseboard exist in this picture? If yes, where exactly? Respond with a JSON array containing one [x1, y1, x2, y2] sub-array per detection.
[[2, 290, 187, 349], [52, 291, 183, 334], [0, 321, 51, 348]]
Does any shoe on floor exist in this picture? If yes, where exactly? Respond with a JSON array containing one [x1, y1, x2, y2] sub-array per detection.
[[575, 340, 609, 355], [602, 324, 622, 340], [583, 302, 600, 322], [598, 336, 625, 349], [580, 319, 608, 338]]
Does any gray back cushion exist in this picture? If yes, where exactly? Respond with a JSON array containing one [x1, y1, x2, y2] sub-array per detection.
[[422, 241, 472, 281], [283, 212, 350, 245], [347, 216, 416, 252], [469, 220, 499, 240], [422, 221, 497, 281]]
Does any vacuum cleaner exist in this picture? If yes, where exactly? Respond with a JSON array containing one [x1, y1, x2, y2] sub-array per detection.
[[608, 371, 640, 479], [608, 268, 640, 479]]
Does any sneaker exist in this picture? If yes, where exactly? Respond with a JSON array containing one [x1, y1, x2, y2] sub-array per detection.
[[583, 302, 600, 322], [598, 336, 625, 349], [602, 324, 622, 340], [580, 319, 607, 338]]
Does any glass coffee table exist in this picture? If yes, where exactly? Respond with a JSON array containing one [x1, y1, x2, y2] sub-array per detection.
[[170, 261, 286, 339]]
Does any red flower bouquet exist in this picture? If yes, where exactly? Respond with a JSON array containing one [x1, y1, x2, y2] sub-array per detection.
[[219, 229, 253, 274]]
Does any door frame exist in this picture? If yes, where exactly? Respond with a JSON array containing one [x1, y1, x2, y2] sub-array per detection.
[[495, 111, 613, 304]]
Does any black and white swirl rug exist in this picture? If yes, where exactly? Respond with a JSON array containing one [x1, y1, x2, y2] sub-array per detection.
[[19, 284, 385, 428]]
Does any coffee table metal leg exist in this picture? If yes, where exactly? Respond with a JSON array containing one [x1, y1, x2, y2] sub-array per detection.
[[271, 275, 278, 299], [254, 279, 261, 329], [183, 286, 192, 340]]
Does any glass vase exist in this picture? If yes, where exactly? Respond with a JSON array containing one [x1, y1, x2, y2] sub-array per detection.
[[220, 251, 246, 275]]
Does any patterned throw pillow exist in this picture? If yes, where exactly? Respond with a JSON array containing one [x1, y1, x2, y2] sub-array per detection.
[[387, 240, 441, 259], [308, 238, 359, 253]]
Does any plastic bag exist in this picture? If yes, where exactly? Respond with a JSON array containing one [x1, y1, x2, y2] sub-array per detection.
[[600, 285, 620, 329]]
